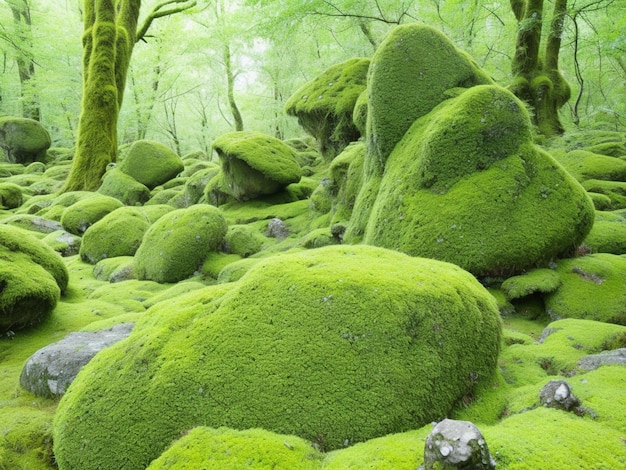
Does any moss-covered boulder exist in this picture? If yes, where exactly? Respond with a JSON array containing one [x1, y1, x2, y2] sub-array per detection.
[[0, 117, 51, 164], [0, 182, 23, 209], [60, 194, 123, 235], [0, 225, 68, 333], [97, 167, 151, 205], [118, 140, 184, 189], [285, 58, 370, 160], [53, 245, 501, 469], [582, 210, 626, 254], [367, 23, 492, 165], [80, 207, 151, 264], [213, 131, 302, 201], [349, 85, 594, 277], [134, 204, 228, 283], [551, 149, 626, 183]]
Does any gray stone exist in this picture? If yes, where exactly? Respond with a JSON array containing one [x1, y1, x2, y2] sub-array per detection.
[[577, 348, 626, 371], [267, 218, 289, 240], [19, 323, 134, 398], [420, 419, 496, 470], [539, 379, 581, 411]]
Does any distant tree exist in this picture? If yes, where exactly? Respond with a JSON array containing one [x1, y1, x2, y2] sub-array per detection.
[[62, 0, 196, 193]]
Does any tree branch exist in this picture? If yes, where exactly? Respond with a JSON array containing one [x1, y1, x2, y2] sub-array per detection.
[[136, 0, 197, 42]]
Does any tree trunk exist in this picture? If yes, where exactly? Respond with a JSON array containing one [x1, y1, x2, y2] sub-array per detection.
[[224, 44, 244, 132], [509, 0, 571, 136]]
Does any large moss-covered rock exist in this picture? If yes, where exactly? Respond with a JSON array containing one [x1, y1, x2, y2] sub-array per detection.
[[285, 58, 370, 160], [80, 206, 151, 264], [134, 204, 228, 283], [60, 194, 123, 235], [53, 245, 501, 469], [118, 140, 184, 189], [367, 23, 492, 165], [213, 131, 302, 201], [349, 85, 594, 277], [0, 117, 51, 164], [98, 167, 151, 205], [0, 225, 68, 333]]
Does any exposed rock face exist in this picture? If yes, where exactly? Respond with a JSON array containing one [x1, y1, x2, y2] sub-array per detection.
[[421, 419, 496, 470], [53, 245, 502, 470], [266, 217, 289, 240], [0, 117, 51, 164], [577, 349, 626, 371], [539, 380, 581, 411], [20, 323, 134, 398]]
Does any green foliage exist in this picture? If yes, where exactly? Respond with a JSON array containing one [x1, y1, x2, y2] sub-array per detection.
[[134, 204, 228, 283], [52, 246, 501, 469], [60, 193, 123, 235]]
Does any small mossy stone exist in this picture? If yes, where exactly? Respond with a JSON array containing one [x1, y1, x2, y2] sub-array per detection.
[[223, 225, 266, 257], [0, 224, 68, 293], [92, 256, 135, 282], [118, 140, 184, 189], [98, 167, 151, 206], [501, 269, 562, 301], [285, 58, 370, 160], [0, 116, 51, 164], [213, 131, 302, 201], [367, 23, 492, 165], [42, 230, 81, 257], [146, 427, 322, 470], [134, 204, 228, 283], [0, 183, 23, 209], [80, 207, 151, 264], [53, 245, 501, 469], [60, 194, 123, 235], [545, 253, 626, 324]]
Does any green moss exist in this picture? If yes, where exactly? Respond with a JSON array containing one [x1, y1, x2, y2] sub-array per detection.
[[213, 131, 302, 201], [328, 142, 365, 225], [147, 427, 322, 470], [141, 281, 208, 309], [80, 206, 150, 264], [582, 210, 626, 254], [60, 193, 123, 235], [41, 230, 81, 257], [0, 182, 23, 209], [545, 253, 626, 324], [285, 58, 369, 160], [223, 225, 268, 257], [0, 116, 51, 164], [200, 252, 242, 280], [97, 167, 151, 205], [352, 89, 368, 136], [582, 179, 626, 210], [356, 85, 595, 277], [299, 227, 338, 248], [134, 204, 228, 283], [118, 140, 184, 189], [587, 192, 612, 210], [168, 166, 219, 208], [367, 23, 492, 165], [583, 142, 626, 158], [501, 269, 561, 301], [92, 256, 135, 282], [551, 149, 626, 182], [53, 246, 501, 469], [217, 258, 261, 284], [87, 279, 167, 312], [0, 406, 55, 470]]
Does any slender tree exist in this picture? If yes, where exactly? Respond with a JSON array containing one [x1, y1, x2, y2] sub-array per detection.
[[62, 0, 196, 192]]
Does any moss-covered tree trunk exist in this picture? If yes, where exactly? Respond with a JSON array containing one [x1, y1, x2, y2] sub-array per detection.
[[62, 0, 140, 192], [224, 44, 244, 132], [510, 0, 571, 136]]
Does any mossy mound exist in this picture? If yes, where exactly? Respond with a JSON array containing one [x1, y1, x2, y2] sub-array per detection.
[[582, 179, 626, 210], [552, 149, 626, 182], [53, 245, 501, 469], [146, 427, 322, 470], [60, 194, 123, 235], [118, 140, 184, 189], [0, 116, 51, 164], [501, 269, 562, 301], [223, 224, 267, 257], [213, 131, 302, 201], [0, 225, 69, 332], [0, 182, 23, 209], [285, 58, 370, 160], [97, 167, 151, 205], [352, 85, 594, 277], [328, 142, 365, 225], [367, 23, 492, 165], [582, 210, 626, 254], [80, 207, 151, 264], [545, 253, 626, 324], [134, 204, 228, 283]]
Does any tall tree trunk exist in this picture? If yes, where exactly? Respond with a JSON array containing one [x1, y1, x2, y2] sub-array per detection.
[[224, 43, 244, 132], [509, 0, 571, 136]]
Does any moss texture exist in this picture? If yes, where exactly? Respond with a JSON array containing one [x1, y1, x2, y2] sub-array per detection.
[[353, 85, 594, 277], [134, 204, 228, 283], [0, 116, 51, 165], [118, 140, 184, 189], [582, 210, 626, 254], [53, 245, 501, 469], [80, 206, 151, 264], [582, 179, 626, 210], [0, 182, 24, 209], [501, 269, 562, 301], [60, 193, 123, 235], [97, 167, 151, 205], [213, 131, 302, 201], [551, 149, 626, 183], [285, 58, 370, 160], [366, 23, 492, 166]]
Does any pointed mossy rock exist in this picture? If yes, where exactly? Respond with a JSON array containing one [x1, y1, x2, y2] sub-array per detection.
[[213, 131, 302, 202], [52, 245, 502, 469], [118, 140, 184, 189], [80, 206, 151, 264], [134, 204, 228, 283], [97, 167, 151, 205], [0, 225, 68, 333], [60, 194, 123, 235], [367, 23, 492, 165], [350, 85, 595, 277], [285, 58, 370, 160], [544, 253, 626, 324], [0, 116, 51, 164], [146, 427, 322, 470]]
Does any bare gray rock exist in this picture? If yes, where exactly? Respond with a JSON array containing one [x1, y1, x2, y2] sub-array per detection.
[[577, 348, 626, 371], [539, 380, 581, 411], [19, 323, 133, 398], [420, 419, 496, 470], [267, 218, 289, 240]]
